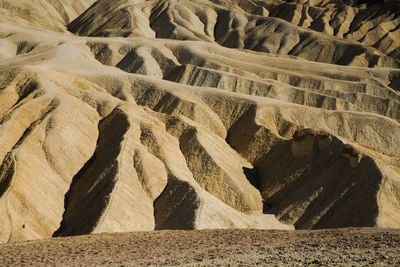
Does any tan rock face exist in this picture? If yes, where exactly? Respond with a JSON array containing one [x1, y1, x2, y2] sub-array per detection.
[[0, 0, 399, 242], [0, 0, 96, 32]]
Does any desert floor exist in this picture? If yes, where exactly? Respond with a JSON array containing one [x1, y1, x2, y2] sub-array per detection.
[[1, 228, 399, 266]]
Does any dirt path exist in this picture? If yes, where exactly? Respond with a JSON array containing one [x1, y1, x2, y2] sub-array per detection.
[[1, 228, 400, 266]]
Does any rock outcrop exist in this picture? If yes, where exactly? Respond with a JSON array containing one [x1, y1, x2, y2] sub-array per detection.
[[0, 0, 399, 243]]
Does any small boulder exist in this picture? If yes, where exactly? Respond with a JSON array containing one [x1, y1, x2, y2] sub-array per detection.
[[341, 144, 362, 167]]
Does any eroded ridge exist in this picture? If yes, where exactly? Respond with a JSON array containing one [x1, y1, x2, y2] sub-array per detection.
[[0, 0, 399, 242]]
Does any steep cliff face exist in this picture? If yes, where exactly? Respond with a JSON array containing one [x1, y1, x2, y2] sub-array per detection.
[[0, 0, 399, 243]]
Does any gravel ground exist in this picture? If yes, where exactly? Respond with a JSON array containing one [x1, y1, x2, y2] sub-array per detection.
[[1, 228, 400, 266]]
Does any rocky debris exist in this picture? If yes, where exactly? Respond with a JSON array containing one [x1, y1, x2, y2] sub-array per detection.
[[1, 228, 400, 266]]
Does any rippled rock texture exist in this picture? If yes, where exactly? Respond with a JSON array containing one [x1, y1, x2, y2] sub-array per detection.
[[0, 0, 399, 242]]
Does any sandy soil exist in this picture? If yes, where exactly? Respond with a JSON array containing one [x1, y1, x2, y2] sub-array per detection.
[[1, 228, 399, 266]]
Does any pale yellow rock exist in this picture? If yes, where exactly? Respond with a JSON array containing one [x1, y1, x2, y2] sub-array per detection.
[[0, 91, 99, 242], [0, 0, 399, 243], [0, 0, 95, 32], [166, 115, 263, 214]]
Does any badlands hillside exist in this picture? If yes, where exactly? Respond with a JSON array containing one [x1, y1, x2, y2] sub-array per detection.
[[0, 0, 399, 244]]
